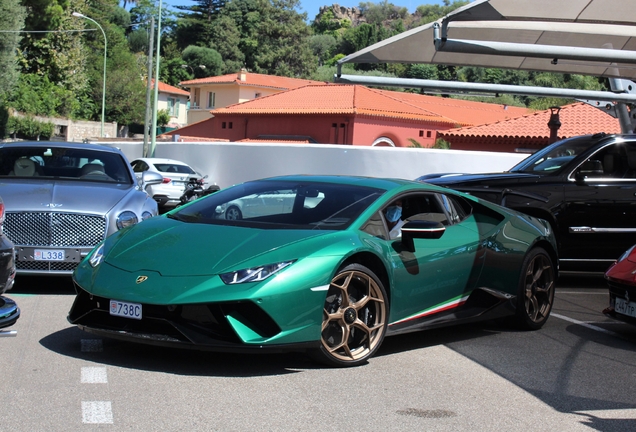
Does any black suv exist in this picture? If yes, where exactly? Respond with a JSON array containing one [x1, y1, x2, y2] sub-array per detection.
[[422, 133, 636, 272]]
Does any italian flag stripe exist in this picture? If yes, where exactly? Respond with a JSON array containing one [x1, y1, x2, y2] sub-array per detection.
[[390, 294, 471, 326]]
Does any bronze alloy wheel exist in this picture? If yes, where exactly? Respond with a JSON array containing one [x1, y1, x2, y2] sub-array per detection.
[[516, 247, 555, 330], [317, 263, 388, 367]]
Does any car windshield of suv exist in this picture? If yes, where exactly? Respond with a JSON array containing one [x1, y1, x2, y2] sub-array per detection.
[[0, 146, 132, 183], [169, 180, 384, 230], [510, 137, 593, 173]]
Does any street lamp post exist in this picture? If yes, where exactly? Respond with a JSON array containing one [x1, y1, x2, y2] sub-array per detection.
[[72, 12, 107, 138]]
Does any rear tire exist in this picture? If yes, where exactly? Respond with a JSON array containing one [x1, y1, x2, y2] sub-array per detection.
[[225, 205, 242, 220], [311, 263, 388, 367], [514, 247, 555, 330]]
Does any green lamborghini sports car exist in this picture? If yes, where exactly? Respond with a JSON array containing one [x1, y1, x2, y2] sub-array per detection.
[[69, 175, 558, 367]]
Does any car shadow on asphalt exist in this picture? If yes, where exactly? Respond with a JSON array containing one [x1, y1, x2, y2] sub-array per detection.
[[12, 276, 75, 295], [39, 326, 321, 377], [39, 320, 509, 378]]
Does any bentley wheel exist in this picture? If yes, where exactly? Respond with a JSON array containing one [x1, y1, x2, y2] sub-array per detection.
[[225, 205, 242, 220], [314, 263, 388, 367], [515, 247, 555, 330]]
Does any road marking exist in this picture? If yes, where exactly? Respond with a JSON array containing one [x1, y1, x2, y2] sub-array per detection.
[[81, 401, 113, 424], [551, 313, 618, 336], [81, 339, 103, 352], [81, 367, 108, 384]]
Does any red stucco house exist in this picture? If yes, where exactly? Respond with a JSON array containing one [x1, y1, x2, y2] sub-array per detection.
[[163, 83, 529, 148], [438, 102, 622, 153]]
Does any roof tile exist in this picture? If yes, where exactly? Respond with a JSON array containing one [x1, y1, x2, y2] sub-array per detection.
[[439, 102, 620, 138]]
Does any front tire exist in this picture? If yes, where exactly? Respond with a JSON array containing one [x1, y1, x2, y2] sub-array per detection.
[[313, 263, 388, 367], [514, 247, 555, 330]]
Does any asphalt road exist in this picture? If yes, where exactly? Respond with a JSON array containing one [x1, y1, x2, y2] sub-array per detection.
[[1, 274, 635, 431]]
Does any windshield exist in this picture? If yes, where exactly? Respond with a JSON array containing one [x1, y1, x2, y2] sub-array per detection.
[[510, 136, 594, 174], [170, 180, 384, 230], [0, 146, 133, 183]]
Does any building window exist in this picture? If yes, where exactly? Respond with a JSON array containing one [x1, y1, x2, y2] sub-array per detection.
[[427, 131, 432, 138], [168, 98, 176, 116], [222, 122, 226, 129], [419, 130, 424, 137], [175, 99, 180, 117], [229, 122, 233, 129], [207, 92, 215, 109], [255, 93, 261, 98]]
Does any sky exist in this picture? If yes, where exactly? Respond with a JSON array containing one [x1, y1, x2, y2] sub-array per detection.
[[162, 0, 446, 23]]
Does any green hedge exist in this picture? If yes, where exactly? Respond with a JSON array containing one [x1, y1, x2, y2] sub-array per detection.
[[5, 115, 55, 140]]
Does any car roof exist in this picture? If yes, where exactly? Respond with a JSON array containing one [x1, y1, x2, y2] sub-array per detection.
[[0, 141, 124, 154]]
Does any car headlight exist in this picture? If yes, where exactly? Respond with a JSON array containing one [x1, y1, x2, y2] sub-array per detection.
[[89, 243, 105, 268], [116, 211, 139, 230], [141, 211, 153, 221], [220, 261, 294, 285]]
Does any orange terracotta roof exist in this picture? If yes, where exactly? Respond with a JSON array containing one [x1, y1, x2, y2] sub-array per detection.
[[150, 79, 189, 97], [213, 84, 457, 125], [180, 71, 321, 90], [439, 102, 621, 139], [379, 90, 530, 126]]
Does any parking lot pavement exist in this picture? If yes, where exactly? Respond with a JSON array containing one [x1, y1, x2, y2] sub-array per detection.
[[1, 275, 634, 431]]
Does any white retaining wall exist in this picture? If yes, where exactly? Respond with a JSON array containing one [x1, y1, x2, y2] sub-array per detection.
[[101, 141, 528, 189]]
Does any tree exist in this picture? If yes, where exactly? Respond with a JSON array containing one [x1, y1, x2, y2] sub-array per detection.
[[251, 0, 317, 77], [209, 15, 245, 73], [182, 45, 223, 77], [0, 0, 26, 102], [309, 34, 337, 67]]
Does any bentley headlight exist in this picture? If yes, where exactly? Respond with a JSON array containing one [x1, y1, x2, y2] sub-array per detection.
[[116, 211, 139, 230], [89, 243, 105, 268], [141, 211, 153, 221], [220, 261, 294, 285]]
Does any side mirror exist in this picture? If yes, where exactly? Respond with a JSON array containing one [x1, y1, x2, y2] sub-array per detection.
[[141, 170, 163, 191], [401, 220, 445, 252]]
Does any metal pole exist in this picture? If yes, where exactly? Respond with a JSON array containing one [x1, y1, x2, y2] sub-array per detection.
[[143, 17, 155, 157], [150, 0, 162, 158], [72, 12, 107, 138]]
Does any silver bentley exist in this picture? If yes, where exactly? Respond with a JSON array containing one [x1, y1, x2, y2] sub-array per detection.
[[0, 142, 163, 276]]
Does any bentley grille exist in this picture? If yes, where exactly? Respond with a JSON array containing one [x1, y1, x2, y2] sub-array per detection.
[[4, 212, 107, 272]]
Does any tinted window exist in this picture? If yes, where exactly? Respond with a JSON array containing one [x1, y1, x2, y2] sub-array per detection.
[[170, 180, 383, 230], [510, 136, 593, 173]]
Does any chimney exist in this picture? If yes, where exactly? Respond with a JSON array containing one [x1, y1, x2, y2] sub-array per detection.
[[238, 68, 247, 82], [547, 106, 562, 145]]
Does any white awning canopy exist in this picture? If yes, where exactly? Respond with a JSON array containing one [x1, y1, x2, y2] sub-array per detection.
[[338, 0, 636, 81]]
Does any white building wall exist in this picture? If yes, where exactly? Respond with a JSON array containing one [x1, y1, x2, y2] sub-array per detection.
[[102, 141, 528, 190]]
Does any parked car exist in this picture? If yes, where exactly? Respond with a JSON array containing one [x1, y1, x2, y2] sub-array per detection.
[[130, 157, 219, 208], [68, 175, 557, 367], [0, 142, 163, 276], [422, 133, 636, 272], [0, 196, 19, 329], [603, 245, 636, 325]]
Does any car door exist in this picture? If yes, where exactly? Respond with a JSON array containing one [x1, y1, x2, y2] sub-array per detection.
[[561, 140, 636, 264], [381, 192, 483, 327]]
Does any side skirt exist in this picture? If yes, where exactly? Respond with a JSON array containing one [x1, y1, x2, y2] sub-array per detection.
[[386, 287, 516, 336]]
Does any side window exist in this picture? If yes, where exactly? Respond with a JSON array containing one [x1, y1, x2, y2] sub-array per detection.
[[401, 193, 448, 225], [577, 142, 636, 180], [438, 194, 471, 225], [131, 161, 148, 173], [361, 211, 388, 240]]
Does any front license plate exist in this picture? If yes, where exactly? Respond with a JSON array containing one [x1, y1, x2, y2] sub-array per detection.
[[34, 249, 65, 261], [110, 300, 142, 320], [615, 297, 636, 319]]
